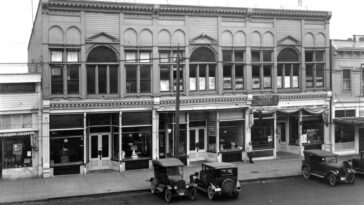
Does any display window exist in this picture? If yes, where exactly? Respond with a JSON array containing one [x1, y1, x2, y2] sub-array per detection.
[[2, 135, 32, 169], [251, 118, 274, 150], [219, 121, 244, 151], [335, 124, 355, 150], [122, 127, 152, 159], [50, 130, 84, 165]]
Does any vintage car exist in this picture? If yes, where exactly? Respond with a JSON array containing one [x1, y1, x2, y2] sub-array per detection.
[[190, 162, 241, 200], [301, 150, 356, 186], [350, 151, 364, 175], [149, 158, 197, 203]]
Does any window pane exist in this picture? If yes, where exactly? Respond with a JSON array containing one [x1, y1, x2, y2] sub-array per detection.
[[51, 51, 62, 62], [12, 114, 22, 129], [98, 65, 107, 94], [23, 114, 32, 128], [223, 50, 232, 62], [284, 64, 291, 88], [1, 115, 11, 129], [67, 65, 79, 94], [223, 65, 232, 90], [208, 65, 216, 90], [67, 51, 79, 62], [293, 64, 299, 88], [87, 66, 95, 94], [277, 64, 283, 88], [109, 65, 118, 94], [263, 51, 272, 62], [252, 51, 260, 62], [140, 65, 151, 93], [305, 51, 314, 62], [126, 66, 137, 93], [0, 83, 35, 93], [102, 135, 109, 157], [3, 136, 32, 168], [235, 50, 244, 62], [91, 135, 98, 158], [160, 66, 170, 92], [199, 65, 206, 90], [316, 51, 325, 62], [51, 66, 63, 94], [190, 65, 197, 91], [173, 66, 183, 92], [140, 51, 151, 63], [263, 65, 272, 88], [159, 52, 170, 63], [235, 65, 244, 90], [306, 64, 314, 88], [126, 51, 137, 63], [173, 51, 184, 63], [252, 65, 260, 89], [316, 64, 324, 87]]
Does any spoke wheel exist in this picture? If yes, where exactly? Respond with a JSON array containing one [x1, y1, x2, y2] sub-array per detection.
[[164, 189, 173, 203], [189, 188, 197, 200], [302, 167, 311, 179], [328, 173, 337, 187], [347, 173, 355, 185], [207, 185, 214, 200]]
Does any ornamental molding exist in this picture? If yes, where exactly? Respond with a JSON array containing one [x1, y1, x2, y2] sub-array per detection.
[[47, 1, 330, 19], [278, 92, 328, 100], [50, 99, 154, 110], [159, 95, 249, 106]]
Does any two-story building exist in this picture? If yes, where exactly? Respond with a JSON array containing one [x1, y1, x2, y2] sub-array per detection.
[[332, 35, 364, 155], [28, 0, 332, 177], [0, 74, 42, 179]]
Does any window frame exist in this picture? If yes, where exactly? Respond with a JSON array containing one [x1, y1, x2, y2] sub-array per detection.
[[251, 49, 273, 91], [305, 49, 325, 89], [343, 69, 352, 91], [222, 49, 246, 92], [277, 48, 300, 91], [159, 49, 185, 94]]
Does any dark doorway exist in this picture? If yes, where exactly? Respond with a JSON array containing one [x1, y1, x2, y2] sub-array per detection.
[[0, 139, 2, 179], [359, 128, 364, 152]]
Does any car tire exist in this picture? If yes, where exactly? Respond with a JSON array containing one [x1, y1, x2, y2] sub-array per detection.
[[207, 185, 214, 200], [328, 173, 337, 187], [188, 188, 197, 201], [232, 191, 239, 199], [347, 173, 355, 185], [302, 166, 311, 179], [164, 189, 173, 203]]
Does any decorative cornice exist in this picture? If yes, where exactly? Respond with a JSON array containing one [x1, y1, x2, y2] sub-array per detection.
[[160, 95, 248, 106], [278, 92, 328, 100]]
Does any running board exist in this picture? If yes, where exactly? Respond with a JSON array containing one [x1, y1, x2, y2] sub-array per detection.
[[311, 173, 325, 178]]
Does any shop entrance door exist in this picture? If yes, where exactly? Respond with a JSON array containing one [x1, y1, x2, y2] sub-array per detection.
[[189, 128, 206, 161], [277, 123, 287, 151], [89, 133, 111, 170]]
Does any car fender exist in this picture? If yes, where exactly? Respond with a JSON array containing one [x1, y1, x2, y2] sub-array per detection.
[[301, 164, 311, 170], [326, 170, 338, 178]]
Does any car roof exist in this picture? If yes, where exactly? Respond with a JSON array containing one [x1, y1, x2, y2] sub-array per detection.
[[303, 149, 338, 157], [203, 162, 237, 169], [152, 158, 184, 167]]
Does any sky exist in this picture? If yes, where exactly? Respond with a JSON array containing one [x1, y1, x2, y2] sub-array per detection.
[[0, 0, 364, 73]]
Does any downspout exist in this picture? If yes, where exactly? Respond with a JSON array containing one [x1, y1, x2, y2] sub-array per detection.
[[329, 39, 333, 152]]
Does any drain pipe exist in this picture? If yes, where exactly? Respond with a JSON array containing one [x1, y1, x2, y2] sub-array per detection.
[[329, 39, 333, 152]]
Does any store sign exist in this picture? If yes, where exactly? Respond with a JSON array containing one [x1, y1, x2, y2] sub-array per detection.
[[208, 122, 216, 136], [13, 144, 22, 155], [252, 95, 279, 106]]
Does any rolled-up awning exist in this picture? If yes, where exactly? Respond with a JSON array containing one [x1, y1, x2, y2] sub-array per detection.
[[334, 117, 364, 126], [0, 131, 34, 138]]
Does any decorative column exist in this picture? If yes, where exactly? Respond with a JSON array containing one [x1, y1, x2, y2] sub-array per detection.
[[298, 110, 303, 156], [41, 101, 51, 178], [152, 109, 159, 161], [82, 112, 87, 174], [119, 111, 123, 172]]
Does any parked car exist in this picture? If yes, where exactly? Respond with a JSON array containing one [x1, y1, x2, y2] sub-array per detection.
[[149, 158, 197, 203], [301, 150, 356, 186], [190, 162, 241, 200], [350, 151, 364, 175]]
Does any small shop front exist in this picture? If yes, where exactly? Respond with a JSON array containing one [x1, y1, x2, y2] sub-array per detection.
[[333, 117, 364, 155]]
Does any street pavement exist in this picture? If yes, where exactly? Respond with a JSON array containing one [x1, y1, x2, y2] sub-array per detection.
[[0, 153, 356, 204]]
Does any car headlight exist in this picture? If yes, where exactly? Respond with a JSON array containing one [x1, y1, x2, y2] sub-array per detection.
[[186, 185, 189, 188], [215, 188, 221, 192], [174, 186, 177, 189]]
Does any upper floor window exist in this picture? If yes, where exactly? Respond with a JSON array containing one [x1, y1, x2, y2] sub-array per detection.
[[0, 83, 36, 93], [50, 49, 80, 95], [222, 50, 245, 91], [125, 50, 152, 94], [343, 69, 351, 91], [277, 48, 300, 89], [251, 50, 273, 90], [0, 114, 32, 130], [86, 46, 118, 95], [305, 50, 325, 89], [159, 50, 184, 93], [189, 47, 216, 93]]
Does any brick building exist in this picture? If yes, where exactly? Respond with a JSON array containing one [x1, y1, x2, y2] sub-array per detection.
[[28, 0, 332, 177]]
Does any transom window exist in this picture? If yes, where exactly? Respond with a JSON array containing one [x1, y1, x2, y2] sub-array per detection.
[[50, 49, 80, 95], [222, 50, 245, 91], [125, 50, 152, 94], [305, 50, 325, 89], [189, 47, 216, 92], [277, 48, 300, 89], [251, 50, 273, 90], [159, 50, 184, 93], [86, 46, 118, 95]]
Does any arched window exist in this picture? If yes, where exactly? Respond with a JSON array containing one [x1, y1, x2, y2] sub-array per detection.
[[86, 46, 119, 95], [277, 48, 300, 89], [189, 47, 216, 92]]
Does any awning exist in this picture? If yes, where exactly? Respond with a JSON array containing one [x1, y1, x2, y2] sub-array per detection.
[[334, 117, 364, 126], [0, 131, 34, 138]]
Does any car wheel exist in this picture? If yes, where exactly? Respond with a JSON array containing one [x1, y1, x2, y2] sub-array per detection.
[[232, 191, 239, 199], [207, 185, 214, 200], [164, 189, 173, 203], [347, 173, 355, 185], [188, 188, 197, 201], [328, 173, 337, 187], [302, 166, 311, 179]]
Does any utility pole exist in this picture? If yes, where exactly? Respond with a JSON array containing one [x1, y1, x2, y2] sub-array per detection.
[[174, 45, 183, 159]]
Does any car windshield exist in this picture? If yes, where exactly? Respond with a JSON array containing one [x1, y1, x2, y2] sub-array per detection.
[[166, 166, 182, 176], [326, 156, 337, 163], [216, 168, 236, 177]]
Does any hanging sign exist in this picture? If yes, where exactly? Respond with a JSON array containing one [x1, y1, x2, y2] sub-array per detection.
[[13, 144, 22, 155], [252, 95, 279, 106]]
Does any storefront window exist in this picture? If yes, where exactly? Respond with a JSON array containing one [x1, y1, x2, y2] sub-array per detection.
[[335, 124, 355, 150], [289, 116, 299, 146], [302, 120, 323, 145], [219, 121, 244, 151], [122, 127, 152, 159], [251, 118, 274, 149], [3, 135, 32, 169], [50, 130, 84, 165]]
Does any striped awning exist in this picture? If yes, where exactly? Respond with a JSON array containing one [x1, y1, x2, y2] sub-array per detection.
[[0, 131, 34, 138], [334, 117, 364, 126]]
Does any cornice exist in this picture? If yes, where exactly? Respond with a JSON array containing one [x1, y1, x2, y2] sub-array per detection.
[[160, 95, 249, 106], [278, 92, 328, 100], [47, 1, 330, 19]]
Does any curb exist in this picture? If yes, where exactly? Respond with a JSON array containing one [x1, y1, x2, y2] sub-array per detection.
[[3, 174, 301, 205]]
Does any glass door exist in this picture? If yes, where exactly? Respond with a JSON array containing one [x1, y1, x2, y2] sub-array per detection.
[[277, 123, 287, 151], [189, 128, 206, 161], [89, 133, 111, 170]]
